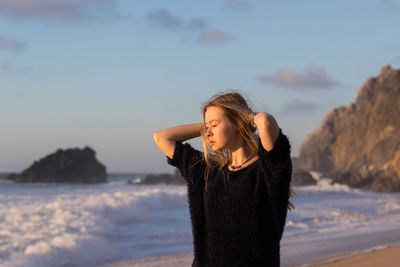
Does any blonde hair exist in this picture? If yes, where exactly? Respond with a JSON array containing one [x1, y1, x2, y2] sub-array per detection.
[[199, 90, 295, 211]]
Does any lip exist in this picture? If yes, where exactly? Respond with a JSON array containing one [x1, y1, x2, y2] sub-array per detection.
[[209, 141, 215, 145]]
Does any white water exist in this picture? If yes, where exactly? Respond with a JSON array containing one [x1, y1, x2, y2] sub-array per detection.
[[281, 171, 400, 266], [1, 172, 400, 267]]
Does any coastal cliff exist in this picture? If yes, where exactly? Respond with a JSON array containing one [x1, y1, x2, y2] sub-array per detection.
[[295, 65, 400, 192]]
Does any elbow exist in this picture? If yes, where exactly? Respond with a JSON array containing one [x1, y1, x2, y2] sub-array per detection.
[[257, 113, 278, 129], [153, 131, 160, 144], [153, 130, 171, 145], [264, 113, 278, 127]]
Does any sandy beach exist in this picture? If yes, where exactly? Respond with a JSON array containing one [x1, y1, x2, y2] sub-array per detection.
[[298, 244, 400, 267], [102, 251, 194, 267], [103, 243, 400, 267]]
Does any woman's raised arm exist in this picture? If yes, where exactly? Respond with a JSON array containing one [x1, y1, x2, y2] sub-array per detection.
[[153, 123, 204, 159], [252, 112, 280, 152]]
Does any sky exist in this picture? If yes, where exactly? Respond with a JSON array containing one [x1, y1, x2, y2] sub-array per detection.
[[1, 0, 400, 174]]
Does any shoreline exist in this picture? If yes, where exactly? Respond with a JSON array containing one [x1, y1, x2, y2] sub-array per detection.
[[281, 227, 400, 266], [103, 243, 400, 267], [102, 251, 194, 267]]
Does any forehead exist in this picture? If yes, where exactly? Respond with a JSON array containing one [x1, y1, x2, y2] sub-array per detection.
[[204, 106, 225, 123]]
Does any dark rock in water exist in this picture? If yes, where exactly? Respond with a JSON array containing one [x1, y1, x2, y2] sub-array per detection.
[[295, 65, 400, 192], [5, 147, 107, 183], [292, 167, 317, 186], [130, 169, 185, 185], [291, 157, 317, 186]]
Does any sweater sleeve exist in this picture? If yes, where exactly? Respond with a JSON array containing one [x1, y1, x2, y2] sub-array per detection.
[[166, 141, 205, 184], [257, 128, 292, 240]]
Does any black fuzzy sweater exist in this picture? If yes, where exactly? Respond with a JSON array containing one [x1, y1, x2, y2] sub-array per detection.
[[167, 128, 292, 267]]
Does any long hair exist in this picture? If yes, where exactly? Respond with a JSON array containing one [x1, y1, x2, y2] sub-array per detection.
[[199, 90, 295, 211]]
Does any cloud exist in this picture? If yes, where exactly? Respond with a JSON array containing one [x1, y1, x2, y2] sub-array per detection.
[[0, 35, 25, 51], [257, 65, 339, 90], [146, 8, 233, 44], [146, 8, 182, 30], [198, 29, 234, 43], [189, 17, 208, 30], [146, 9, 208, 31], [281, 99, 319, 115], [0, 0, 120, 22]]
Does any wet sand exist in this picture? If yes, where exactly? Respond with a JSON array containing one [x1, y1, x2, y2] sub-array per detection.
[[102, 251, 194, 267], [103, 244, 400, 266], [296, 244, 400, 267]]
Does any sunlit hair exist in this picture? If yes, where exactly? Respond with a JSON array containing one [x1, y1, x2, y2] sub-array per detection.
[[199, 90, 295, 211]]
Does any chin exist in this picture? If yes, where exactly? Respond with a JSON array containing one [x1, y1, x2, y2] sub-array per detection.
[[210, 145, 219, 151], [209, 142, 226, 152], [212, 145, 224, 152]]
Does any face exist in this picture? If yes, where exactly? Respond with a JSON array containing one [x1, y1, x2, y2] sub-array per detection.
[[204, 106, 239, 151]]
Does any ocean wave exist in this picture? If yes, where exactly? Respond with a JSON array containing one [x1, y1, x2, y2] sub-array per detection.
[[0, 185, 188, 267]]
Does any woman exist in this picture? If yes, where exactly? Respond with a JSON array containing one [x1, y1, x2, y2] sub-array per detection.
[[153, 91, 294, 267]]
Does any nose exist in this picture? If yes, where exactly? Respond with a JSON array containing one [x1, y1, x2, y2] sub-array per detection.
[[205, 127, 213, 136]]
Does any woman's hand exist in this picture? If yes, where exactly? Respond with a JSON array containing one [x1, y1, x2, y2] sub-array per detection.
[[251, 112, 280, 151]]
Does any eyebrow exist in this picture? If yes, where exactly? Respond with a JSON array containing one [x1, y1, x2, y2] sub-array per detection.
[[204, 119, 220, 125]]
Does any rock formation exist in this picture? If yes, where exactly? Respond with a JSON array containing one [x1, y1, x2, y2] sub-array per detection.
[[5, 147, 107, 183], [129, 169, 185, 185], [295, 65, 400, 192], [291, 167, 317, 186]]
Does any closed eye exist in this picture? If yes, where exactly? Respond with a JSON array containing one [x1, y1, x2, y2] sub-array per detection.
[[205, 124, 217, 130]]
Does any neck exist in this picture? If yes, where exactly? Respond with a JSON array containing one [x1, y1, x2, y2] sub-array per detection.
[[230, 140, 256, 166]]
